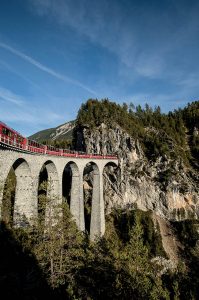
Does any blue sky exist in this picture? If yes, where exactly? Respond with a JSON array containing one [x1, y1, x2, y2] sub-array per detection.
[[0, 0, 199, 136]]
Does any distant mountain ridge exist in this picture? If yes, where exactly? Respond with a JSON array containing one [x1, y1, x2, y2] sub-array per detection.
[[29, 120, 75, 142]]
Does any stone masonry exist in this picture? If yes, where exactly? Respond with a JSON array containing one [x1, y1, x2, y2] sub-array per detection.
[[0, 148, 118, 240]]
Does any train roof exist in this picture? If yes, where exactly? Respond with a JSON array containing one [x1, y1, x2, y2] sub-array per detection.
[[0, 121, 24, 137]]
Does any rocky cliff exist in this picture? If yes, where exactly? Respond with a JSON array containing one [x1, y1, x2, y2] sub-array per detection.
[[76, 122, 199, 221]]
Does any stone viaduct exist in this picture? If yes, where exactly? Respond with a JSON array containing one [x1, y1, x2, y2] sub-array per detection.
[[0, 148, 118, 240]]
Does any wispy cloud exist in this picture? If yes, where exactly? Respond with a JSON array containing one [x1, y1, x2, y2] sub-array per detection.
[[28, 0, 168, 78], [0, 59, 47, 93], [0, 42, 96, 95], [0, 86, 64, 124], [0, 87, 24, 106], [0, 93, 73, 135], [134, 54, 165, 79], [28, 0, 199, 84], [176, 74, 199, 89]]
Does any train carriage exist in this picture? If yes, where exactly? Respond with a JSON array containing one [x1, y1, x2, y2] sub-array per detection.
[[0, 121, 27, 149], [27, 139, 45, 153]]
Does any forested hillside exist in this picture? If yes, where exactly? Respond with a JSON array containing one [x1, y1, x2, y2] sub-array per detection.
[[75, 99, 199, 165], [29, 121, 75, 147]]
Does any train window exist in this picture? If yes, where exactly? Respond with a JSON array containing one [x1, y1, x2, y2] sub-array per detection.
[[2, 127, 12, 136], [2, 128, 7, 135]]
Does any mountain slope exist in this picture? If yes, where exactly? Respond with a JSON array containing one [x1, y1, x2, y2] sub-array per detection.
[[29, 121, 75, 142], [73, 99, 199, 222]]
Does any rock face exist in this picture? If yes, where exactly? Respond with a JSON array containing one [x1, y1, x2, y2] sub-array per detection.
[[77, 123, 199, 221]]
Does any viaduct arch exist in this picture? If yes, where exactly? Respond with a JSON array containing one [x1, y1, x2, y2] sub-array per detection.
[[0, 149, 118, 240]]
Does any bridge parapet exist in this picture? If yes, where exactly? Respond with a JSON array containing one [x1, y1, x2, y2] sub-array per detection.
[[0, 134, 118, 160]]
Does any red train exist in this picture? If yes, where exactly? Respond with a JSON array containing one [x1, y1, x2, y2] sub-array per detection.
[[0, 121, 27, 149], [0, 121, 117, 159]]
